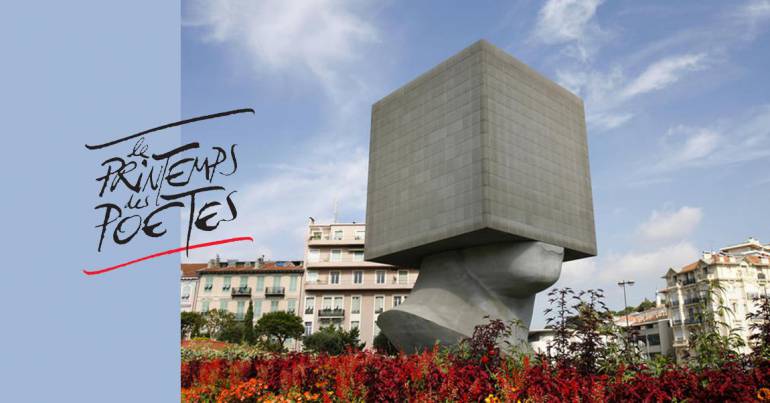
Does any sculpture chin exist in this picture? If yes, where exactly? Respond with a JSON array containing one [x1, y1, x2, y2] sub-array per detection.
[[377, 241, 563, 353]]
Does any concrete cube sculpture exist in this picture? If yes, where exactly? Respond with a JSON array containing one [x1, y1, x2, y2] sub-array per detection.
[[365, 40, 596, 353]]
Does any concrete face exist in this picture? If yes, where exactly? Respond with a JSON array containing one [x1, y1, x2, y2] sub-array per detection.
[[365, 40, 596, 268]]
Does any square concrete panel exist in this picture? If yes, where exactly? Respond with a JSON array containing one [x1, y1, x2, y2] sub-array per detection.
[[365, 40, 596, 267]]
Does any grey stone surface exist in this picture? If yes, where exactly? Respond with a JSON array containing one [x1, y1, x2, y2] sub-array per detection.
[[377, 241, 563, 352], [365, 40, 596, 268]]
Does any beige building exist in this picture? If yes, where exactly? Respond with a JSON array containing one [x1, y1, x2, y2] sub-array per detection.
[[192, 258, 304, 322], [661, 237, 770, 362], [303, 222, 418, 347], [614, 306, 674, 359]]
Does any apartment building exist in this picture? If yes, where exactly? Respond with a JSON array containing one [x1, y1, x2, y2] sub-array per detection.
[[614, 306, 674, 359], [192, 258, 305, 322], [181, 263, 205, 312], [660, 237, 770, 362], [302, 222, 418, 347]]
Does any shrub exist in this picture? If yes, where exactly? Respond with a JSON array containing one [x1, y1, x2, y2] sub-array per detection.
[[302, 325, 365, 355]]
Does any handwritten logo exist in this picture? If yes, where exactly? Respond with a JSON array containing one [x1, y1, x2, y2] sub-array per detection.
[[83, 108, 255, 275]]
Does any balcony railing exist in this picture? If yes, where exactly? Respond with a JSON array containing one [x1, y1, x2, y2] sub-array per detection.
[[685, 317, 703, 325], [304, 307, 314, 315], [231, 287, 252, 297], [318, 308, 345, 317], [681, 278, 697, 285], [265, 287, 285, 297], [672, 319, 682, 325], [684, 297, 704, 305]]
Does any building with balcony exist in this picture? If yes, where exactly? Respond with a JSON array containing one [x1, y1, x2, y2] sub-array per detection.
[[191, 258, 304, 324], [660, 237, 770, 362], [302, 222, 418, 347]]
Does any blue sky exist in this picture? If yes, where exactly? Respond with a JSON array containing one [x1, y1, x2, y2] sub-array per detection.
[[181, 0, 770, 325]]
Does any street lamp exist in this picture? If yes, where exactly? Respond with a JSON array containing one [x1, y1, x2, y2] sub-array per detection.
[[618, 280, 635, 341]]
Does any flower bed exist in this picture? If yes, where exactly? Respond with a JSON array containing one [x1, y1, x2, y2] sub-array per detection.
[[181, 349, 770, 402]]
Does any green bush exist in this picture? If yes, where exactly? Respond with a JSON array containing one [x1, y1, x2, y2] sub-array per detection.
[[303, 325, 365, 355]]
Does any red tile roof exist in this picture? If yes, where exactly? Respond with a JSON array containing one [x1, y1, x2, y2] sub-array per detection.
[[181, 263, 207, 278]]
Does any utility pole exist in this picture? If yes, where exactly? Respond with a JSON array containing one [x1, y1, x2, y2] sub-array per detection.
[[618, 280, 635, 344]]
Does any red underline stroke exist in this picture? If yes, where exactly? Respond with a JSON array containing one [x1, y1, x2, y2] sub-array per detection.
[[83, 236, 254, 276]]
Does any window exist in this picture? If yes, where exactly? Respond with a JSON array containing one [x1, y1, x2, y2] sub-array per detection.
[[333, 230, 343, 240], [311, 231, 322, 240], [219, 299, 228, 311], [322, 297, 332, 310], [309, 249, 320, 262], [350, 321, 360, 330], [182, 285, 191, 300], [201, 300, 210, 312], [254, 300, 262, 317], [305, 321, 313, 336], [648, 334, 661, 346], [330, 271, 340, 284], [236, 301, 245, 320], [204, 276, 213, 291], [271, 300, 279, 312], [352, 296, 361, 313], [394, 296, 403, 307], [256, 276, 264, 290], [353, 251, 364, 262], [305, 297, 315, 314], [398, 270, 408, 285], [333, 296, 344, 310], [222, 276, 232, 290], [272, 275, 281, 287], [287, 299, 296, 314], [355, 230, 365, 240], [307, 271, 318, 283], [375, 296, 384, 313], [240, 276, 248, 288], [375, 271, 385, 284], [353, 271, 363, 284], [289, 275, 298, 291], [331, 250, 342, 262]]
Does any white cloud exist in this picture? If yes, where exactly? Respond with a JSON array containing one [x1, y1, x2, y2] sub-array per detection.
[[183, 144, 369, 262], [646, 105, 770, 174], [597, 241, 700, 282], [184, 0, 379, 104], [638, 206, 703, 243], [556, 53, 708, 131], [736, 0, 770, 21], [621, 53, 707, 99], [532, 0, 606, 61]]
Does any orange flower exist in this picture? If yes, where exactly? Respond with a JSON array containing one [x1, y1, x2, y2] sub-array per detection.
[[758, 387, 770, 401]]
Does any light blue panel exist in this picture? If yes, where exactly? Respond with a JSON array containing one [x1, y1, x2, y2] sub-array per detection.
[[0, 1, 179, 401]]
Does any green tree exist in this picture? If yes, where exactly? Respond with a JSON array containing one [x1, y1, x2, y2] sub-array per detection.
[[747, 295, 770, 360], [255, 311, 304, 352], [243, 301, 256, 345], [219, 319, 244, 344], [303, 325, 365, 355], [181, 311, 205, 340], [373, 331, 399, 355], [203, 309, 237, 340]]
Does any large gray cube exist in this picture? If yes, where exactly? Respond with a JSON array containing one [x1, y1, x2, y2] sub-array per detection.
[[365, 40, 596, 267]]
